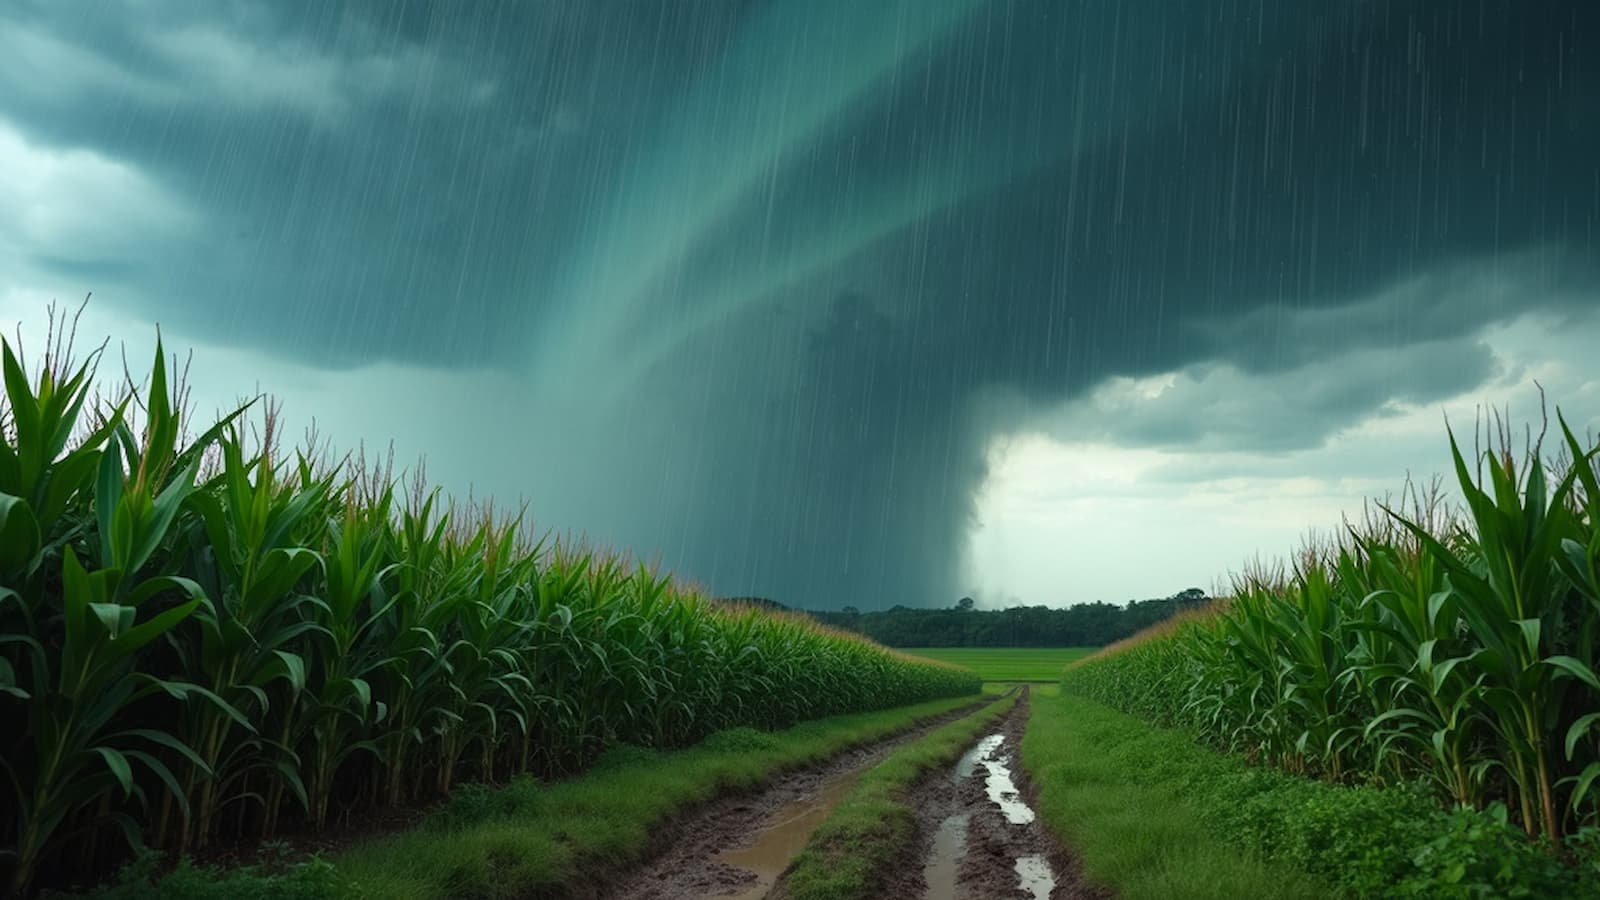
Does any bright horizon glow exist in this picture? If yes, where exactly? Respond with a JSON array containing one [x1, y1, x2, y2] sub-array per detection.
[[964, 309, 1600, 607]]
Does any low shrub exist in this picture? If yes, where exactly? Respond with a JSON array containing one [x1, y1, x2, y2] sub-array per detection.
[[63, 848, 353, 900], [1047, 689, 1600, 897]]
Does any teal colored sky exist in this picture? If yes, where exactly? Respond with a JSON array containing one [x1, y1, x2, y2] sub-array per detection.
[[2, 1, 1597, 607]]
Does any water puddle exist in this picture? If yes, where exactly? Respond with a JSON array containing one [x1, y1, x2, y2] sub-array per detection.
[[978, 749, 1035, 826], [922, 731, 1058, 899], [921, 814, 970, 900], [1015, 854, 1057, 900], [953, 734, 1003, 780], [712, 768, 865, 900], [962, 732, 1035, 825]]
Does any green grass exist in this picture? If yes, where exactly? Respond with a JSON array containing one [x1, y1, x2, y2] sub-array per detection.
[[783, 694, 1016, 900], [1021, 693, 1331, 900], [330, 694, 984, 899], [902, 647, 1095, 681], [1029, 692, 1600, 898]]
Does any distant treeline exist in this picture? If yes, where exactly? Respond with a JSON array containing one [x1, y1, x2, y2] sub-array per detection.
[[716, 589, 1211, 648]]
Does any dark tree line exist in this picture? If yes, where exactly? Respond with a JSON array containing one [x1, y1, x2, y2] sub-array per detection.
[[801, 589, 1210, 647]]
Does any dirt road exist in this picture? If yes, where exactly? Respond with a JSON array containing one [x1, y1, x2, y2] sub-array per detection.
[[598, 689, 1105, 899], [883, 690, 1108, 900], [599, 700, 989, 900]]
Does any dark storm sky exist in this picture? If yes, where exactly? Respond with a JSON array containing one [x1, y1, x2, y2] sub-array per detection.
[[2, 1, 1596, 607]]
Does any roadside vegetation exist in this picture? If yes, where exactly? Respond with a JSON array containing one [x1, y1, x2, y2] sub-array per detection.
[[0, 318, 979, 896], [781, 693, 1016, 900], [1024, 693, 1332, 899], [1058, 413, 1600, 896], [903, 647, 1094, 681], [334, 694, 985, 899], [76, 695, 982, 899]]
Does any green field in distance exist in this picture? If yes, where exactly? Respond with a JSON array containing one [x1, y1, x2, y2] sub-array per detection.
[[901, 647, 1097, 681]]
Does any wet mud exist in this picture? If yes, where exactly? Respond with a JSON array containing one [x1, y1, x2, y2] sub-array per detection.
[[598, 700, 985, 900], [898, 689, 1109, 900], [602, 690, 1104, 900]]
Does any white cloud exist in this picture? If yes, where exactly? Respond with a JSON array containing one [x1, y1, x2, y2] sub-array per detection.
[[0, 117, 194, 261], [1195, 249, 1583, 373], [965, 291, 1600, 607], [1047, 334, 1498, 453], [0, 18, 170, 105], [0, 11, 495, 125], [139, 23, 485, 119]]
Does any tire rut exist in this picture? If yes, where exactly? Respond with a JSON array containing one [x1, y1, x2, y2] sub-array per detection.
[[891, 688, 1111, 900], [594, 698, 992, 900]]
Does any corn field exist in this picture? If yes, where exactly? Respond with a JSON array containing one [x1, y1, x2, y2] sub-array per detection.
[[1063, 416, 1600, 851], [0, 326, 979, 896]]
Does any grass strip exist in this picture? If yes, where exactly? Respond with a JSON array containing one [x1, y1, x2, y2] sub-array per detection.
[[781, 693, 1017, 900], [1032, 691, 1600, 898], [1021, 692, 1331, 900], [332, 694, 984, 899], [902, 647, 1095, 682]]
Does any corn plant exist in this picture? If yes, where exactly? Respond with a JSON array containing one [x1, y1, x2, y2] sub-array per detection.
[[0, 322, 979, 895], [2, 337, 232, 895], [1064, 412, 1600, 850], [168, 430, 327, 848]]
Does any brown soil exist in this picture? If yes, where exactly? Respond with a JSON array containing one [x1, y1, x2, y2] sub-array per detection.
[[598, 699, 990, 900], [146, 699, 981, 900], [920, 690, 1109, 899], [778, 687, 1110, 900]]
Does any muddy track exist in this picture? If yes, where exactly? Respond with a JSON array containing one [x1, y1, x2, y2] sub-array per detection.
[[868, 689, 1110, 900], [594, 697, 995, 900]]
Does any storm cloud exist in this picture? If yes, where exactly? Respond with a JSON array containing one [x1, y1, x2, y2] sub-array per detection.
[[1, 1, 1596, 608]]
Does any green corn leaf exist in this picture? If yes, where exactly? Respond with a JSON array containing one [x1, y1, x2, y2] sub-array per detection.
[[0, 492, 39, 574], [2, 341, 40, 480], [241, 684, 269, 709], [269, 650, 307, 694], [123, 749, 188, 820], [1544, 655, 1600, 691], [171, 400, 253, 477], [60, 548, 104, 670], [272, 759, 310, 811], [0, 656, 27, 700], [95, 441, 128, 567], [1515, 618, 1541, 659], [1567, 762, 1600, 813], [349, 676, 372, 713], [115, 727, 211, 773], [126, 454, 204, 576], [1431, 655, 1473, 693], [244, 547, 322, 611], [37, 447, 101, 536], [107, 598, 200, 661], [1364, 707, 1434, 737], [102, 811, 144, 857], [1566, 712, 1600, 759], [126, 574, 205, 608], [146, 337, 173, 459], [87, 602, 132, 637], [141, 677, 254, 730], [94, 746, 134, 799], [0, 439, 18, 496]]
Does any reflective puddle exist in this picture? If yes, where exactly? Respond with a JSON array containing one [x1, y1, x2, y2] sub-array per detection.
[[922, 813, 970, 900], [977, 742, 1035, 826], [953, 734, 1003, 780], [712, 768, 865, 900], [922, 732, 1058, 899], [1015, 854, 1057, 900]]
